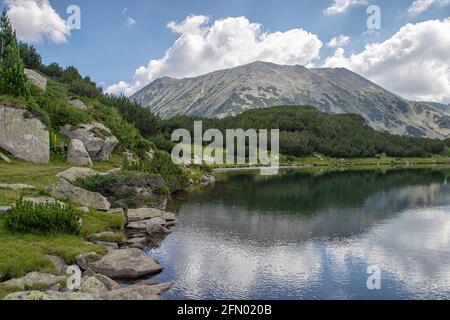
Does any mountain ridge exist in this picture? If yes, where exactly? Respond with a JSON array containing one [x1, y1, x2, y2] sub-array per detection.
[[131, 61, 450, 139]]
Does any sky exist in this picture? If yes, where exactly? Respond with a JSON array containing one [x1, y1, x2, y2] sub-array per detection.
[[2, 0, 450, 103]]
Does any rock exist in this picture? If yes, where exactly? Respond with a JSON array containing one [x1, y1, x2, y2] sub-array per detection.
[[49, 284, 60, 292], [0, 205, 12, 216], [201, 174, 216, 184], [87, 231, 121, 243], [100, 284, 169, 300], [3, 291, 94, 300], [24, 68, 47, 91], [68, 139, 92, 166], [93, 274, 121, 291], [57, 167, 99, 183], [75, 252, 101, 271], [161, 212, 176, 221], [0, 272, 66, 291], [46, 255, 67, 275], [78, 206, 90, 213], [79, 277, 108, 297], [128, 243, 146, 250], [0, 151, 11, 163], [82, 268, 96, 277], [90, 249, 162, 279], [0, 183, 36, 190], [22, 196, 66, 207], [146, 224, 171, 236], [68, 98, 88, 110], [109, 208, 124, 216], [60, 122, 119, 161], [50, 179, 111, 211], [127, 208, 164, 222], [92, 241, 119, 252], [126, 237, 147, 245], [0, 104, 50, 163], [127, 218, 165, 232], [165, 219, 177, 228]]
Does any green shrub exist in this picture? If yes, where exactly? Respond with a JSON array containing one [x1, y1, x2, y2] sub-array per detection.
[[4, 200, 82, 235]]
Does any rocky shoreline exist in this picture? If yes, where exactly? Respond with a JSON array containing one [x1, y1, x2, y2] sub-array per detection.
[[0, 166, 216, 300]]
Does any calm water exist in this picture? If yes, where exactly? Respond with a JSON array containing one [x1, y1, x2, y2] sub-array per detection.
[[149, 167, 450, 300]]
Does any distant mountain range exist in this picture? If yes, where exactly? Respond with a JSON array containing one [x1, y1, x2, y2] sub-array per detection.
[[131, 61, 450, 139]]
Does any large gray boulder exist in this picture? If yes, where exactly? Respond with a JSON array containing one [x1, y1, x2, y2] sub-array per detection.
[[50, 179, 111, 211], [0, 104, 49, 163], [127, 208, 165, 222], [57, 167, 99, 183], [0, 183, 36, 190], [68, 139, 92, 166], [0, 272, 66, 290], [3, 291, 94, 300], [68, 98, 88, 110], [100, 283, 171, 300], [90, 249, 162, 279], [79, 277, 108, 298], [60, 122, 119, 161], [24, 68, 47, 91]]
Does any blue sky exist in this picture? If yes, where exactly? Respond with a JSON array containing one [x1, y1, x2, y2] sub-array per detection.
[[4, 0, 450, 102]]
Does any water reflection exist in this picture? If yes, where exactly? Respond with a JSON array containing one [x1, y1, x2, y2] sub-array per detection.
[[149, 168, 450, 299]]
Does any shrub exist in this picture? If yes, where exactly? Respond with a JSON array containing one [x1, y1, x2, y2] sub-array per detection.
[[4, 200, 82, 235], [40, 63, 63, 78], [18, 42, 42, 70], [69, 79, 101, 98]]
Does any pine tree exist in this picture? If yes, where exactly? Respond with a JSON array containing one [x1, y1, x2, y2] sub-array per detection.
[[0, 7, 30, 98]]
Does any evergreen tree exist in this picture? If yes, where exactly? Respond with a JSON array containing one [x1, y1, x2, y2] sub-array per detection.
[[0, 8, 30, 98]]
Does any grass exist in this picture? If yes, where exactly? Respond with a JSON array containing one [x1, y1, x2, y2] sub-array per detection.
[[81, 210, 125, 236]]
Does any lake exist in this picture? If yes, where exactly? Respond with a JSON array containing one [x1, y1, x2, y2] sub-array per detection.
[[149, 167, 450, 300]]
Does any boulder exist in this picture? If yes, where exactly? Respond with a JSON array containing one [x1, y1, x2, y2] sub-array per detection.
[[162, 212, 176, 221], [78, 206, 90, 213], [22, 196, 66, 207], [60, 122, 119, 161], [109, 208, 125, 216], [0, 104, 49, 164], [24, 68, 47, 91], [93, 274, 121, 291], [201, 174, 217, 184], [99, 283, 171, 300], [0, 205, 12, 216], [127, 208, 164, 222], [75, 252, 101, 271], [0, 183, 35, 190], [50, 179, 111, 211], [45, 255, 67, 275], [0, 272, 66, 291], [57, 167, 99, 183], [90, 249, 162, 279], [0, 151, 11, 163], [3, 291, 94, 300], [146, 224, 171, 236], [79, 277, 108, 297], [68, 98, 88, 110], [91, 241, 119, 252], [68, 139, 92, 166], [126, 218, 165, 232]]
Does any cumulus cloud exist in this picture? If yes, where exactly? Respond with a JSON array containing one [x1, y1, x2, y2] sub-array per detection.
[[327, 35, 351, 48], [408, 0, 450, 16], [5, 0, 71, 43], [106, 15, 323, 96], [324, 18, 450, 103], [324, 0, 368, 15]]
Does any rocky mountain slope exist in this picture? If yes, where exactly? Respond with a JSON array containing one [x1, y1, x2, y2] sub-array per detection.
[[131, 61, 450, 139]]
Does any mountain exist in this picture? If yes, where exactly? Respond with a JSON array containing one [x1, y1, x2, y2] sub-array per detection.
[[131, 61, 450, 139]]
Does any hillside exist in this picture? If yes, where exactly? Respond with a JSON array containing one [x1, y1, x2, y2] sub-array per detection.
[[131, 61, 450, 139]]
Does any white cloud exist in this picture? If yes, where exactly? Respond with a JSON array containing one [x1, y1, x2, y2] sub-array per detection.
[[408, 0, 450, 16], [122, 7, 136, 26], [106, 15, 323, 96], [324, 18, 450, 103], [324, 0, 368, 15], [6, 0, 71, 44], [327, 35, 351, 48]]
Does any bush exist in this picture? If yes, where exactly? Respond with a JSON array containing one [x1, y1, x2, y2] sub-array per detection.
[[69, 79, 101, 98], [18, 42, 42, 70], [40, 63, 63, 78], [4, 200, 82, 235]]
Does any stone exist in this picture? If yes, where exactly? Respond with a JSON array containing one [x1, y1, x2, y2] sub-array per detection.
[[50, 179, 111, 211], [68, 98, 88, 110], [22, 196, 66, 207], [92, 241, 119, 252], [82, 268, 96, 277], [0, 272, 66, 291], [0, 104, 50, 163], [161, 212, 176, 221], [109, 208, 125, 216], [201, 174, 217, 184], [94, 274, 121, 291], [87, 231, 121, 243], [0, 151, 11, 163], [90, 249, 162, 279], [0, 183, 36, 190], [100, 284, 171, 300], [57, 167, 99, 183], [146, 224, 171, 236], [60, 122, 119, 161], [24, 68, 47, 91], [3, 291, 94, 300], [126, 237, 147, 245], [127, 208, 164, 222], [79, 277, 108, 297], [126, 218, 165, 232], [68, 139, 92, 166], [165, 219, 177, 228], [149, 217, 167, 226], [45, 255, 67, 275], [0, 205, 12, 216], [78, 206, 90, 213], [75, 252, 101, 271]]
